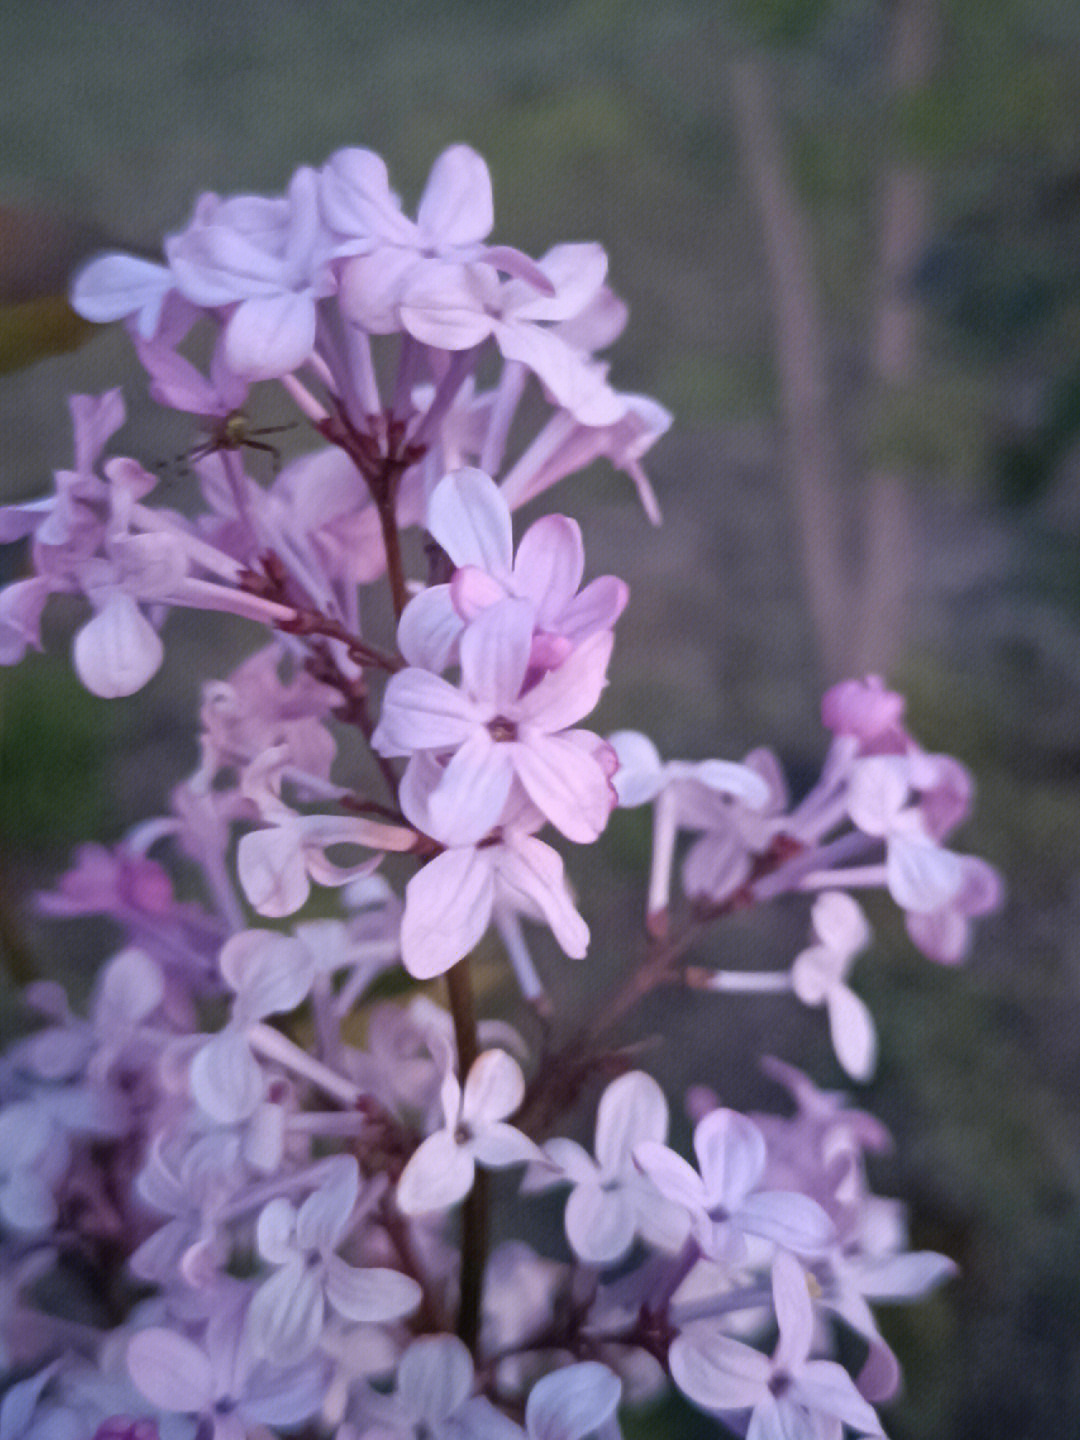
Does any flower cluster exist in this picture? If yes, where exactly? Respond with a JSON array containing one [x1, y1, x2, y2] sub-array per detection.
[[0, 144, 1000, 1439]]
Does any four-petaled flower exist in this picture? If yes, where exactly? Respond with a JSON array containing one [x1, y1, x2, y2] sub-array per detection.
[[396, 1049, 541, 1215], [245, 1155, 420, 1361]]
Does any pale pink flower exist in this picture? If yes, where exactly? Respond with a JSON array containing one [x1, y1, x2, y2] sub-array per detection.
[[791, 892, 877, 1082], [374, 597, 616, 846], [399, 468, 626, 676], [396, 1049, 540, 1214], [669, 1251, 884, 1436], [635, 1108, 834, 1265], [536, 1071, 689, 1264]]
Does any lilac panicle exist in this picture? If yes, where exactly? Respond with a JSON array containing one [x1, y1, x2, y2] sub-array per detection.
[[0, 139, 1002, 1440]]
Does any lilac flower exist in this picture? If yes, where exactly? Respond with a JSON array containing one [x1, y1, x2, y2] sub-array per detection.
[[845, 756, 964, 914], [127, 1318, 329, 1440], [246, 1156, 420, 1362], [236, 747, 416, 918], [396, 1049, 540, 1214], [357, 1335, 523, 1439], [535, 1071, 689, 1265], [374, 597, 616, 846], [607, 731, 774, 921], [399, 469, 627, 676], [398, 246, 619, 424], [498, 392, 671, 523], [0, 391, 120, 557], [905, 853, 1003, 964], [395, 753, 590, 978], [189, 930, 317, 1124], [791, 893, 877, 1082], [635, 1108, 834, 1265], [669, 1251, 884, 1436], [0, 1103, 70, 1233], [323, 144, 533, 334], [165, 167, 336, 379], [20, 946, 165, 1086], [820, 675, 908, 752]]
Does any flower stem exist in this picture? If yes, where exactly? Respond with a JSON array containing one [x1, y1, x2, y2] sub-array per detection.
[[446, 958, 488, 1353]]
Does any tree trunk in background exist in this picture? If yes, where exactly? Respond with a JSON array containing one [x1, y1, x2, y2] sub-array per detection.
[[728, 59, 851, 684], [854, 0, 939, 675], [729, 0, 938, 684]]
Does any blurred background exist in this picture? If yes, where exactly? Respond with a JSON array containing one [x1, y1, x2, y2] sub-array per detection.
[[1, 1, 1079, 1435]]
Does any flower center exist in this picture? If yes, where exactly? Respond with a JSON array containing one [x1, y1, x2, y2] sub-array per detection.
[[487, 716, 518, 742]]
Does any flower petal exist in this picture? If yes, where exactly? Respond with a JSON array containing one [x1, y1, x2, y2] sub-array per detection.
[[668, 1327, 770, 1412], [396, 1130, 476, 1214], [462, 1049, 525, 1125], [73, 592, 163, 698], [246, 1258, 326, 1363], [401, 847, 496, 979], [525, 1362, 622, 1440], [224, 293, 317, 380], [512, 732, 613, 843], [127, 1329, 214, 1414], [323, 1255, 421, 1322], [373, 668, 483, 756]]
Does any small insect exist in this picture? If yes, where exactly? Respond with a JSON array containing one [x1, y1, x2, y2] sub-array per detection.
[[184, 409, 297, 470], [156, 409, 297, 479]]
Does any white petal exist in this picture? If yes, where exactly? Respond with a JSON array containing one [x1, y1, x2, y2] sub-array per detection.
[[296, 1154, 359, 1252], [256, 1197, 298, 1264], [418, 145, 494, 246], [694, 1108, 766, 1209], [811, 890, 870, 956], [525, 1362, 621, 1440], [224, 293, 317, 380], [607, 730, 664, 807], [246, 1259, 325, 1363], [398, 1335, 475, 1424], [127, 1329, 214, 1414], [827, 985, 878, 1082], [668, 1327, 770, 1412], [565, 1183, 635, 1264], [512, 732, 613, 843], [494, 833, 589, 958], [462, 1049, 525, 1125], [323, 1256, 421, 1322], [737, 1191, 834, 1258], [771, 1250, 815, 1375], [794, 1361, 884, 1434], [428, 729, 516, 845], [887, 833, 964, 914], [396, 1130, 476, 1214], [401, 847, 496, 979], [427, 468, 513, 575], [73, 592, 163, 698], [512, 514, 584, 619], [190, 1031, 264, 1123], [398, 584, 463, 670], [595, 1071, 669, 1173], [373, 668, 483, 756], [518, 631, 613, 733], [71, 253, 173, 334], [237, 824, 310, 918]]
